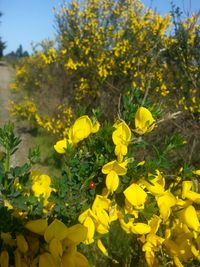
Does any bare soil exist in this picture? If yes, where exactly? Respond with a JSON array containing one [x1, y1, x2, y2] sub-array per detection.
[[0, 62, 38, 167]]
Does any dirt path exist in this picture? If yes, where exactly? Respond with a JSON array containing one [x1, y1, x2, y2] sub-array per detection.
[[0, 62, 36, 166], [0, 62, 13, 126]]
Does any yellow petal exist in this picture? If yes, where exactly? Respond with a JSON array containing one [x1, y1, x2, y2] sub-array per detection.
[[114, 143, 128, 161], [92, 195, 111, 212], [0, 250, 9, 267], [144, 250, 155, 267], [96, 223, 109, 234], [74, 252, 89, 267], [102, 160, 127, 175], [44, 219, 68, 243], [25, 219, 48, 235], [91, 121, 100, 133], [182, 181, 200, 203], [78, 210, 96, 244], [78, 209, 97, 224], [131, 223, 151, 234], [124, 183, 147, 208], [119, 217, 134, 234], [82, 217, 95, 244], [184, 191, 200, 204], [65, 224, 88, 244], [180, 205, 200, 231], [16, 234, 28, 254], [97, 239, 108, 257], [193, 170, 200, 176], [54, 139, 67, 154], [70, 116, 92, 144], [39, 253, 57, 267], [146, 233, 164, 246], [95, 208, 110, 229], [135, 107, 155, 134], [157, 192, 176, 221], [61, 252, 75, 267], [137, 160, 145, 166], [173, 255, 184, 267], [148, 215, 162, 234], [109, 204, 118, 223], [182, 181, 192, 199], [14, 249, 21, 267], [112, 121, 131, 145], [141, 180, 165, 196], [49, 238, 63, 259], [106, 171, 119, 193]]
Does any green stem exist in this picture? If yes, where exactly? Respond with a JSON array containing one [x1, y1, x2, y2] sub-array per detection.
[[5, 148, 10, 173]]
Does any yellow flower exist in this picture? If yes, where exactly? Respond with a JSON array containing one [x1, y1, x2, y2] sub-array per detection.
[[78, 209, 96, 244], [124, 183, 147, 209], [68, 115, 99, 144], [35, 219, 89, 266], [164, 221, 194, 266], [102, 160, 127, 175], [54, 138, 67, 154], [134, 107, 155, 134], [105, 170, 119, 194], [30, 171, 55, 207], [112, 121, 131, 146], [112, 121, 131, 162], [102, 160, 127, 193], [4, 200, 13, 210], [156, 191, 176, 222], [65, 58, 77, 70], [142, 215, 164, 267]]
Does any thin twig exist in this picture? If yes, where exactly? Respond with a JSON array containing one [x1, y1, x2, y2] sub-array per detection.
[[141, 78, 152, 106], [105, 80, 120, 92], [117, 93, 122, 120], [188, 137, 196, 164], [156, 111, 182, 125]]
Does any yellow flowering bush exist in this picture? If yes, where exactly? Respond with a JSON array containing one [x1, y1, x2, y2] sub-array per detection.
[[10, 0, 200, 141], [3, 0, 200, 265], [0, 100, 200, 266]]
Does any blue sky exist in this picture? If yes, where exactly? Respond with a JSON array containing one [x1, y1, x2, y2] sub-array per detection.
[[1, 0, 200, 55]]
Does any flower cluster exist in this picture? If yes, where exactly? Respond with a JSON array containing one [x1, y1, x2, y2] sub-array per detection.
[[59, 108, 200, 267], [10, 100, 73, 136], [0, 218, 88, 267], [54, 115, 100, 153]]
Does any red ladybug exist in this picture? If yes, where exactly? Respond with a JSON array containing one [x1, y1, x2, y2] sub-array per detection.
[[89, 180, 95, 189]]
